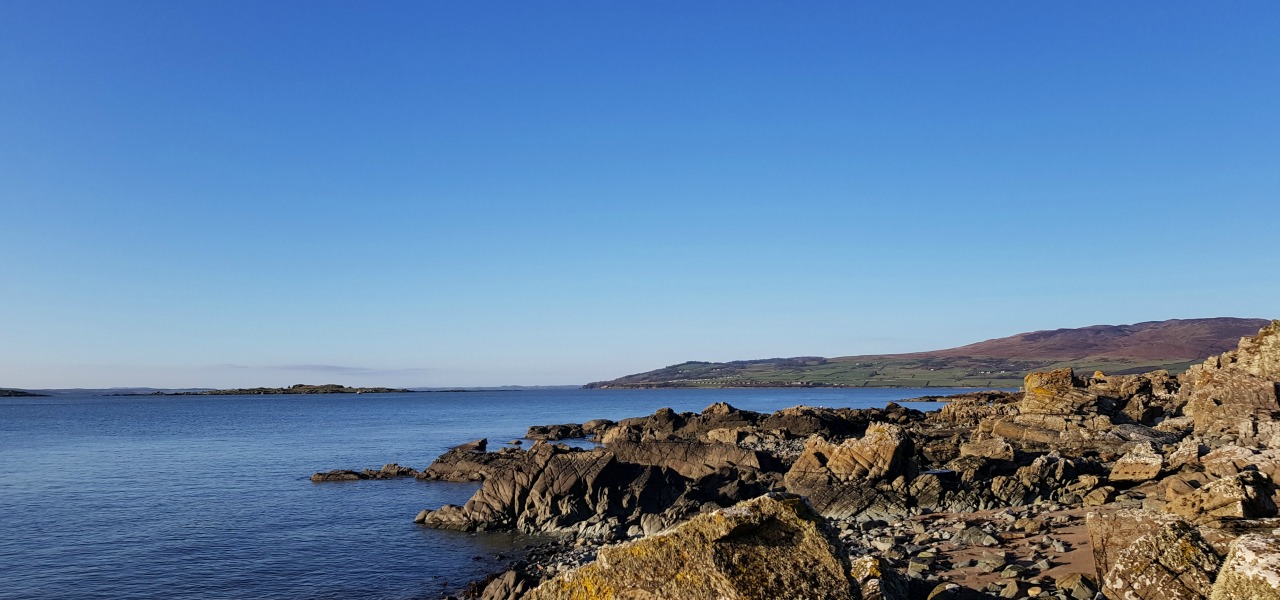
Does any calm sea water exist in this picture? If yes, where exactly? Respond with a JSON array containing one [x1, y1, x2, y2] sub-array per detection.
[[0, 387, 962, 600]]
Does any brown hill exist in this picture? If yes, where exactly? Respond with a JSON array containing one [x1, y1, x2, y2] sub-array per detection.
[[587, 317, 1272, 389], [890, 317, 1271, 362]]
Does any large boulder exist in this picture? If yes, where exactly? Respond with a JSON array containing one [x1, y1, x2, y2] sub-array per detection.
[[1166, 470, 1277, 523], [1087, 509, 1222, 600], [523, 494, 857, 600], [1209, 531, 1280, 600], [1109, 442, 1164, 482], [783, 423, 914, 518]]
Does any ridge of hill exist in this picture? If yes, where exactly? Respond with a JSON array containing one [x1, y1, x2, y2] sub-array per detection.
[[584, 317, 1270, 389]]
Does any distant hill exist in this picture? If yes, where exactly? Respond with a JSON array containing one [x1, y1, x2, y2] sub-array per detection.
[[585, 317, 1271, 389]]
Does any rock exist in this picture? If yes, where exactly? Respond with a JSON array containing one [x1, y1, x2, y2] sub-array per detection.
[[526, 424, 586, 440], [523, 494, 857, 600], [960, 438, 1015, 461], [783, 424, 914, 518], [976, 551, 1007, 573], [455, 438, 488, 453], [607, 439, 777, 480], [311, 463, 421, 482], [850, 556, 909, 600], [1181, 321, 1280, 448], [1082, 486, 1115, 507], [1209, 531, 1280, 600], [416, 443, 691, 537], [476, 569, 540, 600], [1165, 437, 1205, 471], [1053, 573, 1097, 600], [1110, 442, 1164, 482], [926, 583, 992, 600], [1022, 368, 1107, 415], [1088, 509, 1222, 600], [955, 526, 1001, 547], [1166, 470, 1277, 523], [420, 445, 526, 482], [928, 391, 1020, 427], [309, 469, 362, 482]]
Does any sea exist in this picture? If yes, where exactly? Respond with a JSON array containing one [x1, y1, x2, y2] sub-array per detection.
[[0, 387, 971, 600]]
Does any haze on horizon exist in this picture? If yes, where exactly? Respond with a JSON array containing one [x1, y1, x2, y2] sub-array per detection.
[[2, 3, 1277, 390]]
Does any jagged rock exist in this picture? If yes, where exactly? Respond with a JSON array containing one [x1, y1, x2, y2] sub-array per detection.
[[523, 494, 857, 600], [1053, 573, 1097, 600], [850, 556, 909, 600], [1110, 442, 1164, 482], [1181, 321, 1280, 448], [1090, 370, 1182, 426], [1165, 437, 1205, 471], [476, 569, 541, 600], [362, 463, 421, 479], [955, 526, 1001, 547], [960, 438, 1014, 461], [1166, 470, 1277, 523], [455, 438, 487, 453], [526, 424, 586, 440], [1106, 519, 1222, 600], [783, 424, 914, 518], [926, 391, 1020, 427], [420, 445, 526, 482], [1023, 368, 1110, 415], [416, 444, 689, 537], [1209, 531, 1280, 600], [1088, 509, 1223, 600], [607, 439, 777, 480]]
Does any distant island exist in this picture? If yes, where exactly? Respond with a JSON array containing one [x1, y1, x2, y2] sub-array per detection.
[[0, 389, 46, 397], [126, 383, 415, 396], [585, 317, 1269, 389]]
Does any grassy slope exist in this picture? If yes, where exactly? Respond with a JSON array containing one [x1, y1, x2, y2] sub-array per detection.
[[585, 318, 1269, 389], [589, 355, 1197, 389]]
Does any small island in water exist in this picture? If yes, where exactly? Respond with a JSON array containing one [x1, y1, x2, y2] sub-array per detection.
[[130, 383, 415, 396]]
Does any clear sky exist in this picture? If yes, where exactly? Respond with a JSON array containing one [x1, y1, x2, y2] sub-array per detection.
[[1, 2, 1277, 389]]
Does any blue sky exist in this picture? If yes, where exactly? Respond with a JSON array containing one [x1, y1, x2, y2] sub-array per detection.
[[2, 2, 1277, 388]]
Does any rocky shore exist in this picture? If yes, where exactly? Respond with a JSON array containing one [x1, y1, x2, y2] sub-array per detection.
[[315, 321, 1280, 600]]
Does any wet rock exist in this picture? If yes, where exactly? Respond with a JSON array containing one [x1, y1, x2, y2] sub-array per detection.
[[310, 463, 421, 482], [523, 494, 857, 600], [309, 469, 362, 482]]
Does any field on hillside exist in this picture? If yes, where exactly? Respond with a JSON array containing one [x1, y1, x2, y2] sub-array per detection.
[[588, 356, 1200, 389]]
